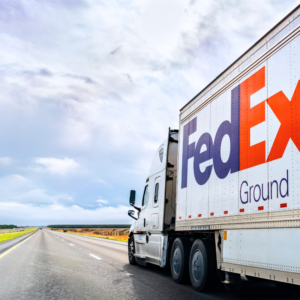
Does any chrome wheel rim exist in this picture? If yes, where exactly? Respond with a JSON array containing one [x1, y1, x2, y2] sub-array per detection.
[[192, 249, 204, 281], [173, 247, 181, 274]]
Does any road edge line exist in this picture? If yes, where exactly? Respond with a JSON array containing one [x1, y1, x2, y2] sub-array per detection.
[[0, 230, 39, 260]]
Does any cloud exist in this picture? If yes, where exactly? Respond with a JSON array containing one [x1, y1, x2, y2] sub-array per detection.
[[63, 73, 95, 84], [13, 189, 74, 205], [0, 0, 298, 224], [0, 157, 14, 165], [0, 174, 74, 206], [0, 201, 131, 226], [0, 174, 32, 195], [34, 157, 79, 175], [94, 178, 112, 188], [96, 199, 109, 206]]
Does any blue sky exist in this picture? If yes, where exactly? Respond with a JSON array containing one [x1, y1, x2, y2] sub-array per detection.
[[0, 0, 298, 225]]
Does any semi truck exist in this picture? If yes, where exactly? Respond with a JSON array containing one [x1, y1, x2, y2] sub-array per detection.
[[127, 6, 300, 292]]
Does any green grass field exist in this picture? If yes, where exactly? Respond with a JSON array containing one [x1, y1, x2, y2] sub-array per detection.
[[0, 227, 38, 243]]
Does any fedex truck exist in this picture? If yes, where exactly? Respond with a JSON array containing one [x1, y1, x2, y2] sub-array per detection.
[[127, 6, 300, 292]]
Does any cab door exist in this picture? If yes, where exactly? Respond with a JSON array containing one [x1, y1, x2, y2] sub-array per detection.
[[146, 174, 165, 261], [150, 176, 161, 230], [136, 184, 150, 232], [135, 184, 151, 256]]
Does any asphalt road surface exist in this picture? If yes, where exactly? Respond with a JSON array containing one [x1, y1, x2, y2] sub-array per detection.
[[0, 231, 36, 255], [0, 229, 299, 300]]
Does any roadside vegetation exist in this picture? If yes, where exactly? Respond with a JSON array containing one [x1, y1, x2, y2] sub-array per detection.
[[68, 232, 128, 242], [0, 227, 38, 243], [50, 228, 129, 242], [48, 224, 130, 229], [0, 225, 17, 229]]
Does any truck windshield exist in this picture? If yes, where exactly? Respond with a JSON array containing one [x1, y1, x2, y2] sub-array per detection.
[[142, 185, 149, 206]]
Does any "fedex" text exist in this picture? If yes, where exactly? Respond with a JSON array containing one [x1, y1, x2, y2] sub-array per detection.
[[182, 67, 300, 188]]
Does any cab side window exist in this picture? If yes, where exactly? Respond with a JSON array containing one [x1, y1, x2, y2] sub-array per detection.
[[142, 185, 149, 206], [154, 183, 159, 204]]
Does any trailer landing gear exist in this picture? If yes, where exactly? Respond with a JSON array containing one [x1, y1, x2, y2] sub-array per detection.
[[222, 272, 241, 292]]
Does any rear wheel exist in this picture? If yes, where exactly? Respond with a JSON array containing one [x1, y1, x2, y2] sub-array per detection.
[[170, 238, 190, 283], [128, 235, 136, 265], [189, 239, 218, 292]]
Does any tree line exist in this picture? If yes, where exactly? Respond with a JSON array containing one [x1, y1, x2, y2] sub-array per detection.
[[0, 225, 17, 229]]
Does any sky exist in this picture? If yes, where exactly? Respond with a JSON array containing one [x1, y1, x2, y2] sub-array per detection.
[[0, 0, 298, 226]]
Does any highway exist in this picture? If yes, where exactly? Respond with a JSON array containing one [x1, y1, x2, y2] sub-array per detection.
[[0, 231, 36, 255], [0, 229, 299, 300]]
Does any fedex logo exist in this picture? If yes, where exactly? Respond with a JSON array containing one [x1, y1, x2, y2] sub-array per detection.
[[181, 66, 300, 189]]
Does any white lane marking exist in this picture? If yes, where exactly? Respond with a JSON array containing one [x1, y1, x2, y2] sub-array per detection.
[[89, 254, 102, 260], [126, 273, 133, 276], [69, 243, 74, 246]]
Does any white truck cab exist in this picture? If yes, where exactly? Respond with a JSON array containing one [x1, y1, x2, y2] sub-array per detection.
[[128, 129, 178, 267]]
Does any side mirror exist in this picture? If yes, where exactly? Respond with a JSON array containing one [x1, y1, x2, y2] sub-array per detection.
[[129, 190, 136, 206], [128, 209, 137, 220], [129, 189, 141, 212]]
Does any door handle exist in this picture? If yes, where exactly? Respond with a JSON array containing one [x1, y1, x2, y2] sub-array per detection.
[[144, 218, 146, 227]]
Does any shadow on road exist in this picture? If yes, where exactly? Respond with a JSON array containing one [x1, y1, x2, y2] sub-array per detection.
[[123, 262, 300, 300]]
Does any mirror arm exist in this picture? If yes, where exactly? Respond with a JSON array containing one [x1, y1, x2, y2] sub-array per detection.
[[128, 212, 138, 220], [131, 204, 141, 212]]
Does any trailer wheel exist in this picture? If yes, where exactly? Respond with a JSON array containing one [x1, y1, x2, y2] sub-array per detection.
[[170, 238, 190, 283], [128, 235, 137, 265], [189, 239, 218, 292]]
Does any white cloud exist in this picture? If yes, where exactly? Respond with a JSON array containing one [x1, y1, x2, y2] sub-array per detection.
[[94, 178, 112, 187], [14, 189, 74, 205], [0, 201, 131, 226], [34, 157, 79, 175], [139, 0, 187, 53], [0, 174, 74, 206], [0, 0, 298, 224], [96, 199, 109, 205], [0, 157, 14, 165], [0, 174, 33, 200]]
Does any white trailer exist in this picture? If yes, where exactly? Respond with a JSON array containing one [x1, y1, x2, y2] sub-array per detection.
[[128, 5, 300, 292]]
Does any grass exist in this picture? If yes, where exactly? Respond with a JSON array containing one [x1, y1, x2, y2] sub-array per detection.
[[0, 227, 38, 243], [66, 231, 128, 243]]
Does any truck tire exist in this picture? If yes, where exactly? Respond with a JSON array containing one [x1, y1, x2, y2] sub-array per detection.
[[128, 235, 137, 265], [170, 238, 190, 283], [189, 239, 218, 292]]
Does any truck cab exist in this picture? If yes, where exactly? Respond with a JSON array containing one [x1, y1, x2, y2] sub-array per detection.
[[128, 129, 178, 267]]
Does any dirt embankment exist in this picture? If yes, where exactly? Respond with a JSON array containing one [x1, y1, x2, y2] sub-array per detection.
[[48, 228, 130, 242]]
